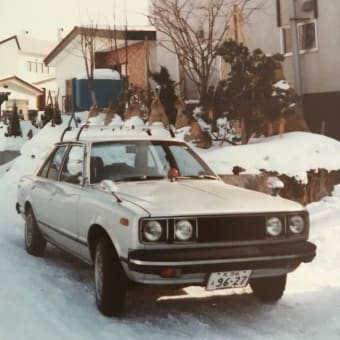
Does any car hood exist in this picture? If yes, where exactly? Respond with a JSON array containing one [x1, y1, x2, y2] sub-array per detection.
[[116, 179, 304, 216]]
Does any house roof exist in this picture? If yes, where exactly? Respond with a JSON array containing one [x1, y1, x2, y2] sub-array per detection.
[[33, 76, 56, 86], [0, 76, 43, 95], [0, 35, 56, 55], [44, 26, 157, 65]]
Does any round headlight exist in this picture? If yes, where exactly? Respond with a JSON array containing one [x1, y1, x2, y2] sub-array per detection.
[[143, 220, 163, 242], [289, 215, 305, 234], [175, 220, 193, 241], [266, 216, 283, 237]]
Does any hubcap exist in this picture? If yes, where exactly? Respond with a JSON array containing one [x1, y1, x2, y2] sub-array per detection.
[[95, 246, 104, 301], [25, 214, 33, 247]]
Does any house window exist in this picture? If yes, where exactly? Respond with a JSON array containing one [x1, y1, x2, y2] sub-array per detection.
[[280, 20, 317, 55], [297, 20, 317, 52], [280, 26, 292, 55], [26, 60, 48, 73], [120, 63, 129, 77], [26, 61, 31, 72]]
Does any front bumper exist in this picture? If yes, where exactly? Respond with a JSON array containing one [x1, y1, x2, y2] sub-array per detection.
[[127, 241, 316, 280]]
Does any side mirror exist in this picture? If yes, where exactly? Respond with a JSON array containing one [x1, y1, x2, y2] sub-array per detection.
[[99, 180, 122, 203], [266, 176, 284, 196], [99, 179, 118, 193]]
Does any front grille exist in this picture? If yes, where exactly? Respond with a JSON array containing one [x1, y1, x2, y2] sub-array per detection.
[[197, 215, 266, 243]]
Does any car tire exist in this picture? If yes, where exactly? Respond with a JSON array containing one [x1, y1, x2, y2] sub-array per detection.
[[25, 208, 46, 257], [94, 237, 127, 317], [250, 274, 287, 302]]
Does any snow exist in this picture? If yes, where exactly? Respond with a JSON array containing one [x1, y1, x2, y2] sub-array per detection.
[[0, 120, 38, 151], [201, 132, 340, 183], [1, 114, 340, 339], [76, 68, 121, 80], [273, 80, 291, 91]]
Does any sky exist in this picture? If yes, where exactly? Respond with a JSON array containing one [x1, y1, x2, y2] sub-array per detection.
[[1, 115, 340, 338], [0, 0, 149, 42]]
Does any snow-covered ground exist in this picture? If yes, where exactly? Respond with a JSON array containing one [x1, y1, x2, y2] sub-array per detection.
[[1, 116, 340, 339]]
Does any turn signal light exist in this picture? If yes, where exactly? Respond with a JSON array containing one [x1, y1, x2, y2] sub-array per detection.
[[160, 268, 181, 278], [120, 218, 129, 226]]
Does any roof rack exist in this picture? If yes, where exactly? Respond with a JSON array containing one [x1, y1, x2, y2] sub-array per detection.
[[60, 123, 176, 142], [60, 126, 72, 142], [76, 123, 90, 141]]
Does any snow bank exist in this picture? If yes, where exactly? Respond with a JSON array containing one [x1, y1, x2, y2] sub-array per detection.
[[4, 112, 340, 186], [76, 68, 121, 80], [0, 120, 38, 151], [1, 112, 340, 339], [201, 132, 340, 183]]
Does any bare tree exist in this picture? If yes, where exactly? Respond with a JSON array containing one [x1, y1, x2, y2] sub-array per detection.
[[148, 0, 256, 101], [79, 24, 99, 109]]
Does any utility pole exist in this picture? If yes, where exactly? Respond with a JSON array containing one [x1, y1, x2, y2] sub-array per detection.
[[289, 0, 303, 95]]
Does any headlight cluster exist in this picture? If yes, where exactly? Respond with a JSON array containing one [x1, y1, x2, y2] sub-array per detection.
[[266, 213, 307, 238], [266, 216, 283, 237], [141, 218, 197, 243], [142, 220, 164, 242], [288, 215, 305, 234]]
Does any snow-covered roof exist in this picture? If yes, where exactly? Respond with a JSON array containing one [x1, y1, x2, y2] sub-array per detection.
[[44, 26, 156, 65], [76, 69, 121, 80], [0, 35, 56, 56], [16, 35, 56, 55], [0, 76, 43, 95]]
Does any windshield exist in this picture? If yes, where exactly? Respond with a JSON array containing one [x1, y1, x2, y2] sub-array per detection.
[[89, 140, 215, 183]]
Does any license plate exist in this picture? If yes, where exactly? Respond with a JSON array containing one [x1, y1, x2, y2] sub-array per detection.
[[206, 270, 252, 291]]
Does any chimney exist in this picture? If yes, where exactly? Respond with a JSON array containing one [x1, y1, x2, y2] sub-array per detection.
[[57, 28, 64, 41]]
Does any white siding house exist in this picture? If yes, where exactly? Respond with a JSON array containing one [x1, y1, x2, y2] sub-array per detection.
[[0, 35, 57, 116], [243, 0, 340, 140]]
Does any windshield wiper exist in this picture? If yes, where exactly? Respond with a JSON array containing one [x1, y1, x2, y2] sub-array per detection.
[[198, 174, 219, 180], [176, 174, 218, 180], [118, 175, 166, 182]]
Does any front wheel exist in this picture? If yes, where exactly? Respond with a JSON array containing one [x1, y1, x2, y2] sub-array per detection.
[[25, 208, 46, 257], [250, 274, 287, 302], [94, 237, 127, 316]]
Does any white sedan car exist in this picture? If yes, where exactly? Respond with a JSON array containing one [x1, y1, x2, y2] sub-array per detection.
[[16, 126, 316, 316]]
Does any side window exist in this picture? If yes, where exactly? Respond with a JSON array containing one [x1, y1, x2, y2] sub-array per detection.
[[169, 145, 207, 176], [60, 145, 84, 185], [39, 155, 53, 178], [46, 146, 67, 181]]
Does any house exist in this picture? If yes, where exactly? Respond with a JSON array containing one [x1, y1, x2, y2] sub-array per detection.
[[243, 0, 340, 139], [44, 26, 157, 113], [0, 34, 57, 118]]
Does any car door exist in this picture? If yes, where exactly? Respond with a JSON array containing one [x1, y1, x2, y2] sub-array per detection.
[[46, 143, 85, 256], [32, 144, 68, 237]]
